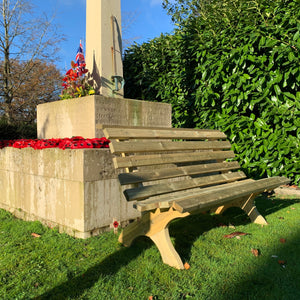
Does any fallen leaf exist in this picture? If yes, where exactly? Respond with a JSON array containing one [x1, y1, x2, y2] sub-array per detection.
[[251, 248, 260, 257], [278, 217, 284, 219], [280, 238, 286, 243], [31, 233, 41, 238], [291, 207, 296, 210], [184, 262, 191, 270], [224, 232, 250, 238], [278, 260, 287, 268]]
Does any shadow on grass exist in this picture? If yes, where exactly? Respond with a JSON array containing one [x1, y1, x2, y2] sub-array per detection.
[[171, 196, 300, 262], [37, 196, 299, 299], [36, 238, 152, 299], [217, 227, 300, 300]]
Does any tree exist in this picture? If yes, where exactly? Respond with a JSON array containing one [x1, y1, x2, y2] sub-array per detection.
[[0, 59, 62, 123], [0, 0, 62, 123], [122, 10, 141, 50], [162, 0, 244, 27]]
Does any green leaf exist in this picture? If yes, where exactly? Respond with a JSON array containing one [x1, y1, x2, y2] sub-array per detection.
[[288, 52, 295, 62], [274, 85, 282, 95]]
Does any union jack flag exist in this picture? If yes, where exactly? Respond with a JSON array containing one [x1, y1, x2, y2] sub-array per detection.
[[75, 41, 87, 76]]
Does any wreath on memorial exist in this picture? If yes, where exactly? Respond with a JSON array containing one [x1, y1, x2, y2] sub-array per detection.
[[0, 137, 110, 150]]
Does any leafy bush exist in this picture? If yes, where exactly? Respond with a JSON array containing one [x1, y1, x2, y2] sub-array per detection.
[[0, 118, 37, 140], [124, 0, 300, 185]]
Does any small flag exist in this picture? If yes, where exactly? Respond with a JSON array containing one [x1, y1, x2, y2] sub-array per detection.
[[75, 41, 87, 76]]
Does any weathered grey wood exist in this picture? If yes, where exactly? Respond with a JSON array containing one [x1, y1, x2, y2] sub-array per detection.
[[134, 179, 255, 212], [110, 140, 232, 154], [124, 171, 247, 201], [134, 177, 290, 212], [118, 161, 241, 185], [103, 127, 227, 140], [113, 150, 236, 169], [127, 171, 245, 201], [174, 176, 291, 213]]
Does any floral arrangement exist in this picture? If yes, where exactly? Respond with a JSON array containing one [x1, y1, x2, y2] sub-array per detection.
[[0, 136, 110, 150], [59, 61, 95, 99]]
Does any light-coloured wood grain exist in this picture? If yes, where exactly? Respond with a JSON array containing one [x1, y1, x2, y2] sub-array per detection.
[[110, 140, 231, 154], [103, 127, 227, 140], [118, 207, 190, 269], [113, 150, 235, 168]]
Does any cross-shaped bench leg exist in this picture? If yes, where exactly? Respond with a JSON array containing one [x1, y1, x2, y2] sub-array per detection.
[[119, 207, 190, 269], [214, 193, 268, 225]]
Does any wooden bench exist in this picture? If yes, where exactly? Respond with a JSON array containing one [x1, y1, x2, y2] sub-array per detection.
[[103, 126, 290, 269]]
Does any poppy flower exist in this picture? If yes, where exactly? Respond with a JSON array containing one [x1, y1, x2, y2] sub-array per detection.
[[1, 137, 110, 150]]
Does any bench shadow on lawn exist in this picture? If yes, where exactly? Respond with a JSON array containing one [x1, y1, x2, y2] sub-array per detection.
[[37, 195, 300, 300]]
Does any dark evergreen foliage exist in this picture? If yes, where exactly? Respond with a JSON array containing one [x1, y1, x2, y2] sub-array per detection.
[[124, 0, 300, 185]]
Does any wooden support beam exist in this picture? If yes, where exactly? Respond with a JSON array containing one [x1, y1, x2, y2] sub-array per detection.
[[239, 194, 268, 225], [214, 193, 268, 225], [119, 207, 190, 269]]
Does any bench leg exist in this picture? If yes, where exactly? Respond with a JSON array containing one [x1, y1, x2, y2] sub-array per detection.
[[119, 207, 190, 269], [214, 194, 268, 225], [240, 194, 268, 225], [150, 226, 184, 269]]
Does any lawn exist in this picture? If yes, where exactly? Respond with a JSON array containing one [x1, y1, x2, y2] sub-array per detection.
[[0, 194, 299, 300]]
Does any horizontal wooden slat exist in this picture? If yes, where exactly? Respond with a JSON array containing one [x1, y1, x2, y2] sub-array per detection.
[[174, 176, 291, 213], [124, 171, 246, 201], [118, 161, 241, 185], [103, 127, 227, 140], [113, 151, 235, 169], [135, 177, 290, 212], [135, 179, 255, 212], [110, 140, 231, 154]]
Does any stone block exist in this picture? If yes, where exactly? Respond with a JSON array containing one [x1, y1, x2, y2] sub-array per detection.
[[0, 147, 139, 238], [2, 95, 172, 238], [37, 95, 172, 139]]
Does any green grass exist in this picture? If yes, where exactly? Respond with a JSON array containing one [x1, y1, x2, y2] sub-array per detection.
[[0, 195, 299, 300]]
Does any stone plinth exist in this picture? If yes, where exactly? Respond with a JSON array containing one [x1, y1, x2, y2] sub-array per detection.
[[37, 95, 172, 139], [1, 96, 172, 238], [0, 147, 138, 238]]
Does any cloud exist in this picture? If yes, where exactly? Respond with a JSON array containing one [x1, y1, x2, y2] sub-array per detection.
[[150, 0, 162, 6]]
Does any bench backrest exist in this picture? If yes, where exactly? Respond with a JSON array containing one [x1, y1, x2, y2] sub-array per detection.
[[103, 127, 246, 211]]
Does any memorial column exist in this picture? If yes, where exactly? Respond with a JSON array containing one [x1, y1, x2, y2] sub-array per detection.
[[86, 0, 123, 98]]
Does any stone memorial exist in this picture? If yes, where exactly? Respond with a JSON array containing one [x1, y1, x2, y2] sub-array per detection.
[[86, 0, 124, 97], [37, 95, 171, 139], [0, 0, 172, 238]]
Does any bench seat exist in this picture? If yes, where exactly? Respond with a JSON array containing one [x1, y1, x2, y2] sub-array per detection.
[[103, 126, 290, 269]]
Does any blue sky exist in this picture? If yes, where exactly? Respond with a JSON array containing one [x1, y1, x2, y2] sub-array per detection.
[[32, 0, 174, 71]]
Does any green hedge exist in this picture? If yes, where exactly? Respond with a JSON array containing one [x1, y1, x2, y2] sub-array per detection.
[[0, 119, 37, 140], [124, 0, 300, 185]]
